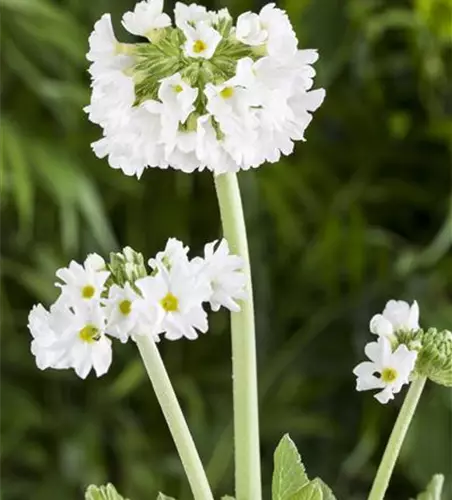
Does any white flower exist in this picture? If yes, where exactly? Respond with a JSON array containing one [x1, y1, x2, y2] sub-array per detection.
[[236, 4, 297, 58], [182, 22, 222, 59], [28, 303, 71, 370], [157, 73, 198, 124], [148, 237, 190, 271], [122, 0, 171, 37], [56, 254, 110, 305], [209, 8, 232, 26], [60, 303, 112, 379], [104, 283, 143, 342], [370, 300, 420, 337], [175, 2, 210, 30], [135, 261, 211, 340], [235, 12, 267, 46], [87, 14, 119, 65], [194, 239, 246, 312], [353, 336, 418, 404], [28, 302, 112, 379]]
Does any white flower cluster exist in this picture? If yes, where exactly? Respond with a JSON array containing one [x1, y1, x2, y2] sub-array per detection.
[[353, 300, 419, 404], [28, 239, 246, 379], [86, 1, 325, 177]]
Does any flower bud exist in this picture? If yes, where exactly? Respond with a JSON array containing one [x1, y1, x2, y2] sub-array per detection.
[[108, 247, 148, 286], [397, 328, 452, 387]]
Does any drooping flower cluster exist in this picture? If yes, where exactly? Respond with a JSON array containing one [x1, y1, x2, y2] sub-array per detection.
[[28, 239, 246, 378], [86, 1, 325, 177], [353, 300, 419, 404]]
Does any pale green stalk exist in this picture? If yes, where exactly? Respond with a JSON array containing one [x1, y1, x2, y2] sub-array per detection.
[[214, 172, 262, 500], [368, 376, 427, 500], [135, 335, 214, 500]]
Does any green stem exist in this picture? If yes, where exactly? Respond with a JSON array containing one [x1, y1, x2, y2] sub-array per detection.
[[214, 173, 262, 500], [368, 376, 427, 500], [135, 335, 214, 500]]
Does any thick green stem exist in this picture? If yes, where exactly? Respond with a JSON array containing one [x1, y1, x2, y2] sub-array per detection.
[[368, 376, 427, 500], [135, 335, 214, 500], [214, 173, 262, 500]]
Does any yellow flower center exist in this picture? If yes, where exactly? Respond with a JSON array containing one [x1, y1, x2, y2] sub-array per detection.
[[220, 87, 234, 99], [79, 324, 100, 343], [119, 299, 132, 316], [193, 40, 207, 54], [160, 292, 179, 312], [173, 84, 183, 93], [381, 367, 398, 383], [82, 285, 95, 299]]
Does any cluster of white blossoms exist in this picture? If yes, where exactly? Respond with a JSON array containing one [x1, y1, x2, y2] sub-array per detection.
[[353, 300, 420, 404], [86, 0, 325, 177], [28, 239, 246, 379]]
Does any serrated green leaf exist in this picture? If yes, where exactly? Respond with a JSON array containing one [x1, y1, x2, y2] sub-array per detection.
[[414, 474, 445, 500], [85, 484, 128, 500], [310, 478, 336, 500], [290, 481, 323, 500], [272, 434, 309, 500], [156, 494, 176, 500]]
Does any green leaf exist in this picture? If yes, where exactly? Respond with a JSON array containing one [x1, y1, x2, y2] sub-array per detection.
[[156, 494, 176, 500], [414, 474, 445, 500], [310, 478, 336, 500], [272, 434, 309, 500], [221, 497, 235, 500], [290, 481, 322, 500], [85, 484, 129, 500]]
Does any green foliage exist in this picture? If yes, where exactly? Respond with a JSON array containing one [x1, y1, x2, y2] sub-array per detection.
[[1, 0, 451, 499], [85, 484, 128, 500], [414, 474, 444, 500], [272, 435, 336, 500]]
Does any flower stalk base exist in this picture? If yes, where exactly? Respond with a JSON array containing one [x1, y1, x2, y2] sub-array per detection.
[[135, 335, 214, 500], [214, 172, 262, 500], [368, 376, 427, 500]]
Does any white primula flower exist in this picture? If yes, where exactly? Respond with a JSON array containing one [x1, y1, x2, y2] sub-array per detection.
[[157, 73, 198, 123], [87, 14, 119, 65], [353, 336, 418, 404], [122, 0, 171, 37], [60, 304, 112, 379], [135, 261, 211, 340], [194, 239, 247, 312], [148, 237, 190, 271], [235, 12, 268, 46], [175, 2, 210, 30], [104, 283, 144, 343], [370, 300, 420, 338], [28, 303, 72, 370], [183, 22, 222, 59], [56, 254, 110, 305], [209, 8, 232, 25]]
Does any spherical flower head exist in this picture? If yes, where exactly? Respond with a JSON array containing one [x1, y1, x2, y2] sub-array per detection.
[[56, 254, 110, 306], [122, 0, 171, 38], [104, 283, 144, 342], [135, 259, 211, 340], [182, 22, 222, 59], [193, 239, 247, 312], [86, 2, 325, 175], [353, 336, 418, 404], [370, 299, 420, 338]]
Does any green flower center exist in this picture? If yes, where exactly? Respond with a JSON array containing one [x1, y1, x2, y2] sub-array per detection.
[[173, 84, 183, 93], [119, 299, 132, 316], [79, 324, 100, 343], [381, 368, 398, 383], [82, 285, 95, 299], [160, 292, 179, 312]]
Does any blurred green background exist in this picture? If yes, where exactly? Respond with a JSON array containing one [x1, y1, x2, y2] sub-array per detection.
[[1, 0, 451, 499]]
